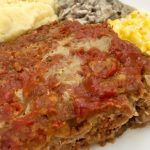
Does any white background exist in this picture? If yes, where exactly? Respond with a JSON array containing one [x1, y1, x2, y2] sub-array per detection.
[[92, 1, 150, 150], [121, 0, 150, 12]]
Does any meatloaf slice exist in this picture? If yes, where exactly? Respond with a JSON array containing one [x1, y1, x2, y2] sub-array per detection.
[[0, 21, 150, 150]]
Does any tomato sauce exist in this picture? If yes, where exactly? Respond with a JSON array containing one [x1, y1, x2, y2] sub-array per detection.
[[0, 21, 149, 149]]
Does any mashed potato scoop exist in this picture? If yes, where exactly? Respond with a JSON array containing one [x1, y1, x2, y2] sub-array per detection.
[[0, 0, 58, 42]]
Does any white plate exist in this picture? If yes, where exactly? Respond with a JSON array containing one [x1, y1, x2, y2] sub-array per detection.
[[91, 1, 150, 150], [121, 0, 150, 12]]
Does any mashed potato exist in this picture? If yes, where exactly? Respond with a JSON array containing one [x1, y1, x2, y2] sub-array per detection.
[[0, 0, 58, 42], [109, 11, 150, 56]]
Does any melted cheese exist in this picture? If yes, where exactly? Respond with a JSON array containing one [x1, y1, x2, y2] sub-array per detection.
[[43, 36, 112, 85], [52, 46, 70, 55], [42, 37, 72, 61], [43, 46, 69, 62], [74, 36, 112, 51], [144, 75, 150, 87], [45, 56, 83, 85], [0, 122, 5, 129], [15, 89, 24, 103]]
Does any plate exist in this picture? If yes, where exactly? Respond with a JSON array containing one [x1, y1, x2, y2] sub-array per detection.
[[121, 0, 150, 12], [91, 1, 150, 150]]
